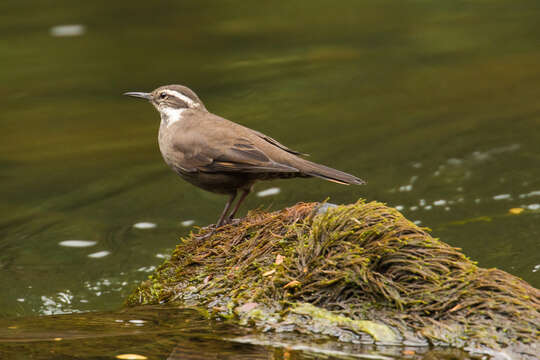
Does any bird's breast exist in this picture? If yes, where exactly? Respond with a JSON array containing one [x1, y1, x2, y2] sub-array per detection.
[[158, 125, 181, 168]]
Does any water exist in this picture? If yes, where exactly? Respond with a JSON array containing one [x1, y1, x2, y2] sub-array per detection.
[[0, 305, 474, 360], [1, 0, 539, 358]]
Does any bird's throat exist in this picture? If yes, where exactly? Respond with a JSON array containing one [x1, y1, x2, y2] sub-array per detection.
[[160, 107, 187, 127]]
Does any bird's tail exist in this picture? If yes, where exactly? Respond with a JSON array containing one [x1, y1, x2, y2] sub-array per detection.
[[295, 158, 366, 185]]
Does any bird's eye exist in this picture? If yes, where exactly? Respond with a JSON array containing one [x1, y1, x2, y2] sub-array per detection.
[[159, 92, 167, 99]]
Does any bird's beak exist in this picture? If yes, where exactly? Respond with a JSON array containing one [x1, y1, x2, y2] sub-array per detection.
[[123, 92, 152, 100]]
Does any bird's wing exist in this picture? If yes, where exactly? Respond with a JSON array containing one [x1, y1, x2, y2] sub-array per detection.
[[251, 130, 308, 156], [205, 139, 300, 173], [171, 121, 300, 174]]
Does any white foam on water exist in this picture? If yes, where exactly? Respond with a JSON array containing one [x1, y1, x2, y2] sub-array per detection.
[[88, 251, 111, 258], [59, 240, 97, 248], [256, 187, 280, 197], [133, 222, 157, 229], [180, 220, 195, 227], [50, 24, 86, 37]]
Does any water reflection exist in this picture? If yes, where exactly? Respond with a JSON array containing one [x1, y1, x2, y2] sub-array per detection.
[[0, 306, 476, 360], [40, 291, 78, 316]]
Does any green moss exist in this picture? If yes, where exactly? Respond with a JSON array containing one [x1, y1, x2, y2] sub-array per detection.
[[126, 199, 540, 357]]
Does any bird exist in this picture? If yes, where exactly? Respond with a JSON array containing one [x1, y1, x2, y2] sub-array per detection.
[[124, 85, 365, 228]]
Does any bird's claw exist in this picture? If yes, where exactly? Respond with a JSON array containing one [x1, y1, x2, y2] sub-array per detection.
[[192, 218, 241, 242]]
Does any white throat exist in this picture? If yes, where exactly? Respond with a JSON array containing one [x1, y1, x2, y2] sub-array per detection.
[[160, 107, 187, 127]]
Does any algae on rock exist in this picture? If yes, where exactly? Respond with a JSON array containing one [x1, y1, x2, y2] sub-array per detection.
[[126, 199, 540, 358]]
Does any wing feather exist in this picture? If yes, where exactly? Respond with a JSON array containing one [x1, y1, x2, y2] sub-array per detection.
[[252, 130, 308, 156], [172, 131, 299, 174]]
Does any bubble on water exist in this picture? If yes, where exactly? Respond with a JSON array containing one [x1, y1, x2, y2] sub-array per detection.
[[526, 204, 540, 210], [256, 187, 280, 197], [519, 190, 540, 199], [136, 266, 156, 272], [399, 184, 412, 192], [88, 251, 111, 258], [180, 220, 195, 227], [50, 24, 86, 37], [133, 222, 156, 229], [59, 240, 97, 248]]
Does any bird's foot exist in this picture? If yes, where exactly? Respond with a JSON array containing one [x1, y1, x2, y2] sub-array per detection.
[[192, 228, 215, 242], [220, 215, 242, 227], [226, 217, 241, 226], [193, 218, 241, 242], [200, 223, 217, 231], [191, 223, 219, 241]]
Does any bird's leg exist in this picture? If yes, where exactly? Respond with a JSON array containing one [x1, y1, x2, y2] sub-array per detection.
[[195, 192, 239, 241], [216, 191, 237, 228], [227, 189, 250, 222]]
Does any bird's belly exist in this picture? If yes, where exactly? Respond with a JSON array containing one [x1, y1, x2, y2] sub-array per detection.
[[176, 170, 254, 195]]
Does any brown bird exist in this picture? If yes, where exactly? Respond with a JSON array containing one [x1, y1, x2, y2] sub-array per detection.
[[124, 85, 365, 227]]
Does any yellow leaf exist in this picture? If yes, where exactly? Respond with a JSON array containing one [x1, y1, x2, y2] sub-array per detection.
[[116, 354, 148, 360], [509, 208, 524, 215]]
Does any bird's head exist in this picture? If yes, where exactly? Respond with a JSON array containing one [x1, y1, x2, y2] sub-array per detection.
[[124, 84, 206, 124]]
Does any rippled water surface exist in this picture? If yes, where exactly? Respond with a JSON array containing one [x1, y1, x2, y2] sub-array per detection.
[[1, 1, 539, 358]]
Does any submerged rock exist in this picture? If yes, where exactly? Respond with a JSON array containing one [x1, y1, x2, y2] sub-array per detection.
[[126, 200, 539, 359]]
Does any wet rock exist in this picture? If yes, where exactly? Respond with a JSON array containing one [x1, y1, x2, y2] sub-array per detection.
[[126, 199, 540, 359]]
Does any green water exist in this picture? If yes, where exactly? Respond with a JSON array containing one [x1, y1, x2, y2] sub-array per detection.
[[0, 305, 475, 360], [1, 0, 539, 358]]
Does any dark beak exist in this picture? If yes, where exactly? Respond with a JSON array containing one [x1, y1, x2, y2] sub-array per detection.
[[123, 91, 152, 100]]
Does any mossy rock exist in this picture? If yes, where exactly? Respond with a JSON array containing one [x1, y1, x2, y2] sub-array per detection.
[[126, 200, 540, 359]]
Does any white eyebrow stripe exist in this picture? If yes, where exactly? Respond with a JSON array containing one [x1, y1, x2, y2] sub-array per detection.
[[162, 89, 198, 107]]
